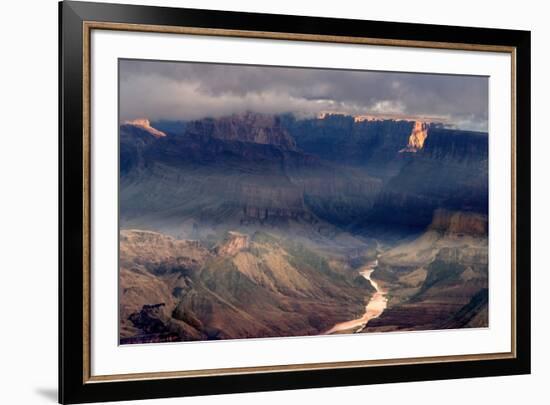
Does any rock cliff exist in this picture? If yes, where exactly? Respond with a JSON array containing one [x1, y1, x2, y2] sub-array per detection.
[[429, 209, 488, 237], [120, 113, 381, 232], [400, 121, 429, 152], [360, 127, 488, 232], [185, 112, 297, 150], [124, 118, 167, 138], [215, 232, 249, 256], [120, 112, 488, 239]]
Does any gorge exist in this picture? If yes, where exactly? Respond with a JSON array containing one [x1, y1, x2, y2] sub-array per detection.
[[119, 111, 489, 343], [324, 256, 386, 334]]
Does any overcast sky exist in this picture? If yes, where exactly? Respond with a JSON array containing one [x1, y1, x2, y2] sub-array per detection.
[[119, 59, 488, 131]]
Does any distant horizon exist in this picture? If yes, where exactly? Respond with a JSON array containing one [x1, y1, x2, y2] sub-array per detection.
[[122, 110, 487, 134], [119, 59, 489, 132]]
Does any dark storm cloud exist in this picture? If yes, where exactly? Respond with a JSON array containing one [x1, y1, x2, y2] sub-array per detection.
[[119, 59, 488, 131]]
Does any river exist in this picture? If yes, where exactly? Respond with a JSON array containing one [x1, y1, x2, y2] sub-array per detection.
[[324, 258, 388, 334]]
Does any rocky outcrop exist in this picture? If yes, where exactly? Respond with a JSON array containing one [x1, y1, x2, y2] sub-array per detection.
[[124, 118, 166, 138], [215, 232, 249, 256], [429, 209, 488, 236], [400, 121, 429, 152], [185, 112, 297, 150]]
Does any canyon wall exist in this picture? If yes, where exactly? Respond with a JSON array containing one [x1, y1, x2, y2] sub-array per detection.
[[120, 113, 488, 237]]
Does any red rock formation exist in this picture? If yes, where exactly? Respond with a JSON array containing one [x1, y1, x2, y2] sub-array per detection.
[[400, 121, 429, 152], [124, 118, 166, 138]]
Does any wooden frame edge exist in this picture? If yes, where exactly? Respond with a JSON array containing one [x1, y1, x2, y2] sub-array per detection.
[[80, 20, 518, 385], [84, 21, 517, 53], [82, 19, 91, 384], [86, 352, 515, 384]]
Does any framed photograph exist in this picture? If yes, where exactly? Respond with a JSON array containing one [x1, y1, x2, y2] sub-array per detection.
[[59, 1, 531, 403]]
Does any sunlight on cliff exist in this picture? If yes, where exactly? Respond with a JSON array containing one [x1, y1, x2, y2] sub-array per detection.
[[125, 118, 167, 138], [400, 121, 428, 153]]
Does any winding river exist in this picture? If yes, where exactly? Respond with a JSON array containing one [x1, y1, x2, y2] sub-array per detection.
[[324, 257, 388, 334]]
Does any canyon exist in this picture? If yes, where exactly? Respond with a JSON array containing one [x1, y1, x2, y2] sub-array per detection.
[[119, 112, 489, 343]]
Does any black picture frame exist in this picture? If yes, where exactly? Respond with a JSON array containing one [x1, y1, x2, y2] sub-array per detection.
[[59, 1, 531, 403]]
